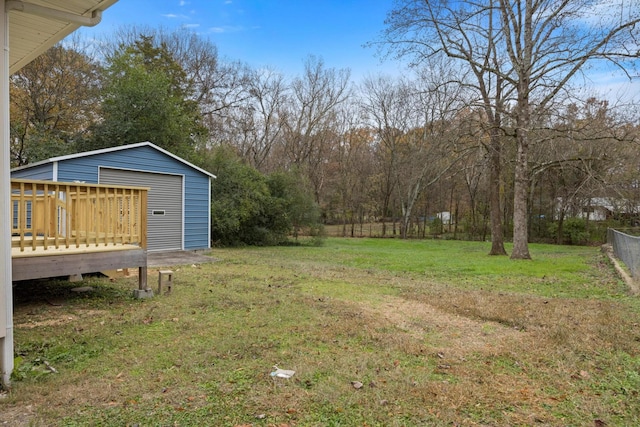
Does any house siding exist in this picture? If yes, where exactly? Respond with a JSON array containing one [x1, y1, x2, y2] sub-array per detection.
[[12, 144, 211, 251], [11, 163, 54, 180]]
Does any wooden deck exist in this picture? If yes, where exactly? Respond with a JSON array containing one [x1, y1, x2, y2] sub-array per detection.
[[10, 179, 149, 288]]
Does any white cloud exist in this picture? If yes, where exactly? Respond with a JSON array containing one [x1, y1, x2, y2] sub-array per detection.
[[577, 68, 640, 104], [162, 13, 190, 20], [578, 0, 638, 26], [208, 25, 244, 33]]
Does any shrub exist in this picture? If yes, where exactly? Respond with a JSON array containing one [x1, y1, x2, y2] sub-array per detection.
[[205, 146, 323, 246], [548, 217, 589, 245]]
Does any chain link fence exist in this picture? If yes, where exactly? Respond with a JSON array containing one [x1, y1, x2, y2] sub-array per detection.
[[607, 228, 640, 277]]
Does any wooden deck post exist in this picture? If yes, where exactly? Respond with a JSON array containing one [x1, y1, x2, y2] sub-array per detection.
[[139, 265, 147, 290], [138, 189, 148, 290]]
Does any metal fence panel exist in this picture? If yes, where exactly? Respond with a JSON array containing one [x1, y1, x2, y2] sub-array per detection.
[[608, 228, 640, 277]]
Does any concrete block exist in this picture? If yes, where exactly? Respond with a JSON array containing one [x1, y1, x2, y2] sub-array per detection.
[[158, 270, 174, 294]]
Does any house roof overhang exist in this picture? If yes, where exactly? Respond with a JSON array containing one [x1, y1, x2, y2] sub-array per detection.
[[7, 0, 118, 74]]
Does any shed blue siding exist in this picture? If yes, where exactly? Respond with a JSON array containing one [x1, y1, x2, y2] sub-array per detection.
[[11, 163, 54, 180], [14, 144, 211, 251]]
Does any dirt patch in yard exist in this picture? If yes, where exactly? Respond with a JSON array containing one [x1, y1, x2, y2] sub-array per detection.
[[14, 309, 108, 330], [365, 296, 525, 355]]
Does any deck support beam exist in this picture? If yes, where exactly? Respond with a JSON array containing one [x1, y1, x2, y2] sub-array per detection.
[[12, 249, 147, 283]]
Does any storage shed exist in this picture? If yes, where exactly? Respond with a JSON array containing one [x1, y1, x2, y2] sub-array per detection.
[[11, 142, 215, 252]]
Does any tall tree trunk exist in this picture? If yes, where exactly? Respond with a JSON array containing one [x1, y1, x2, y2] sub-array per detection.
[[488, 129, 507, 255], [512, 142, 531, 259], [402, 183, 420, 239], [511, 88, 532, 259]]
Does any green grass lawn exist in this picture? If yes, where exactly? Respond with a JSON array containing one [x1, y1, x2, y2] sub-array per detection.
[[2, 238, 639, 426], [243, 238, 625, 298]]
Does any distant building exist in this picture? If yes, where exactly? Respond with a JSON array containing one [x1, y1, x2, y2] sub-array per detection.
[[555, 197, 640, 222], [436, 211, 452, 224]]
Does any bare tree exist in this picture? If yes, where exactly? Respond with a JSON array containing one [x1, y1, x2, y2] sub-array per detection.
[[10, 36, 101, 165], [454, 109, 494, 241], [397, 66, 466, 239], [380, 0, 639, 258], [361, 68, 463, 239], [280, 56, 351, 203], [161, 30, 251, 143], [380, 0, 511, 254], [360, 75, 413, 236], [498, 0, 639, 258], [243, 68, 288, 171], [326, 104, 377, 236]]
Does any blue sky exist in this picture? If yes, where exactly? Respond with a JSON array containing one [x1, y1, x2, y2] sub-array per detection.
[[76, 0, 638, 103], [78, 0, 406, 81]]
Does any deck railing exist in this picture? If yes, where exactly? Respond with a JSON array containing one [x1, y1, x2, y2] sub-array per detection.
[[11, 179, 148, 252]]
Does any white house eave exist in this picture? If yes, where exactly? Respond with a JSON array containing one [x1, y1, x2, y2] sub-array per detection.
[[6, 1, 103, 27], [6, 0, 119, 74]]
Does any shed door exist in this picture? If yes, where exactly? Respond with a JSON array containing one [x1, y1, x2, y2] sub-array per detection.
[[99, 168, 183, 252]]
